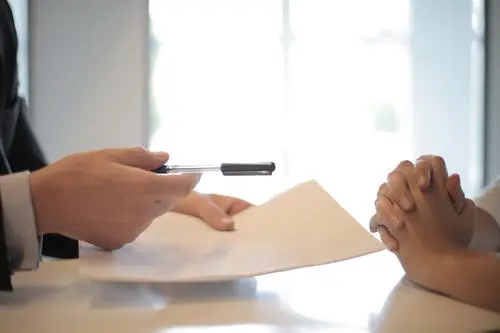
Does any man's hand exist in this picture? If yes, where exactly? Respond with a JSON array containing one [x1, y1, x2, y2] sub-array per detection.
[[29, 147, 201, 250], [173, 193, 252, 231], [370, 156, 473, 251]]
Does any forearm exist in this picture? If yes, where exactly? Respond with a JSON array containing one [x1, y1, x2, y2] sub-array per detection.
[[417, 251, 500, 313], [469, 207, 500, 252]]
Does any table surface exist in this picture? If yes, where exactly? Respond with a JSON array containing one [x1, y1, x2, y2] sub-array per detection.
[[1, 250, 500, 333]]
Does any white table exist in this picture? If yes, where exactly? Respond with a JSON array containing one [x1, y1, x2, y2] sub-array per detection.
[[1, 250, 500, 333]]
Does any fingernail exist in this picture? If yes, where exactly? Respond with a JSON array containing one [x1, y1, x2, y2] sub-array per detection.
[[400, 196, 412, 210], [221, 218, 234, 230], [386, 243, 397, 252], [418, 175, 426, 187], [153, 151, 169, 158]]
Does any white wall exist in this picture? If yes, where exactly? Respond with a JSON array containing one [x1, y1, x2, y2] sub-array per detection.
[[30, 0, 149, 162], [485, 0, 500, 184], [410, 0, 483, 196]]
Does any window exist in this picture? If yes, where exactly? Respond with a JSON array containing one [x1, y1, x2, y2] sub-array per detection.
[[149, 1, 483, 227]]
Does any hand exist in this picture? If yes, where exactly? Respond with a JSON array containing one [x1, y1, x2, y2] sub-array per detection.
[[30, 147, 201, 250], [172, 192, 252, 231], [370, 156, 473, 251], [385, 160, 476, 285]]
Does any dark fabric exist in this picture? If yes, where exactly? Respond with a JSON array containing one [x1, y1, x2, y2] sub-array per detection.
[[0, 0, 78, 291], [0, 200, 12, 291]]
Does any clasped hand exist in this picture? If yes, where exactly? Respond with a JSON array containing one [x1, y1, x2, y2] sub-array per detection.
[[369, 155, 476, 281]]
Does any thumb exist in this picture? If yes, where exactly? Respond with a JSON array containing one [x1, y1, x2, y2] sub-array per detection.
[[107, 147, 169, 170], [461, 198, 476, 220], [446, 173, 466, 214], [198, 201, 235, 231]]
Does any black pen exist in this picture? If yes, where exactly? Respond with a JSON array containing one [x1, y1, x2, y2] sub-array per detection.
[[152, 162, 276, 176]]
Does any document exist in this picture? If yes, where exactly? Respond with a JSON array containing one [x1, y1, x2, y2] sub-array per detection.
[[78, 180, 385, 282]]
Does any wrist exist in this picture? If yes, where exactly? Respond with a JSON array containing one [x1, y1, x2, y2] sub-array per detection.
[[405, 250, 466, 292], [29, 171, 56, 234]]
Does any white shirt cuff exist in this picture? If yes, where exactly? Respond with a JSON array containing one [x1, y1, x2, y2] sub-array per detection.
[[474, 177, 500, 228], [0, 172, 41, 271]]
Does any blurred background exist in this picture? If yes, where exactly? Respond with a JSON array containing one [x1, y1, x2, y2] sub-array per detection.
[[11, 0, 500, 228]]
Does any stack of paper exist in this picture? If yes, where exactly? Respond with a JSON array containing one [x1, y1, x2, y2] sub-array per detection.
[[78, 180, 384, 282]]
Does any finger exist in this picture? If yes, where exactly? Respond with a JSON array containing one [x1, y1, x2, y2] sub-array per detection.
[[389, 160, 420, 200], [377, 226, 399, 252], [107, 147, 170, 170], [227, 199, 253, 215], [369, 214, 381, 233], [377, 183, 392, 199], [393, 160, 415, 180], [447, 173, 466, 214], [208, 194, 253, 215], [197, 200, 235, 231], [152, 173, 202, 198], [375, 196, 403, 230], [461, 198, 477, 220], [414, 158, 432, 189], [387, 171, 413, 211], [416, 155, 448, 189]]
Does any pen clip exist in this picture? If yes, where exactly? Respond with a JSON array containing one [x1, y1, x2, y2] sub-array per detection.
[[221, 162, 275, 176]]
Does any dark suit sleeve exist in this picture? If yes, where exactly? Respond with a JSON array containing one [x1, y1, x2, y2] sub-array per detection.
[[8, 99, 79, 259], [1, 0, 77, 263], [0, 196, 13, 291]]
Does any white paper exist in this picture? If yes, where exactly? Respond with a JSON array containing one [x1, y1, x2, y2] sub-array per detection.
[[78, 180, 385, 282]]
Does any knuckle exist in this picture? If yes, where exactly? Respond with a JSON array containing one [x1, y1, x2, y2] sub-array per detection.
[[396, 160, 414, 173], [125, 146, 148, 159], [377, 183, 390, 197], [375, 196, 391, 214], [369, 214, 379, 228], [132, 146, 147, 153], [432, 156, 446, 169], [378, 226, 390, 238], [387, 173, 408, 197], [416, 154, 433, 162], [415, 158, 431, 170], [387, 171, 405, 184]]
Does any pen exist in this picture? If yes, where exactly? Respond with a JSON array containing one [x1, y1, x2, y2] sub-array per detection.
[[152, 162, 276, 176]]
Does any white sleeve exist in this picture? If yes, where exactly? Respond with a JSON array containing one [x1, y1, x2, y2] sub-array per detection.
[[473, 177, 500, 227], [0, 172, 41, 271]]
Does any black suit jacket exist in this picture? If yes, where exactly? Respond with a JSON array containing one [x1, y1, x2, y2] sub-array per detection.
[[0, 0, 78, 291]]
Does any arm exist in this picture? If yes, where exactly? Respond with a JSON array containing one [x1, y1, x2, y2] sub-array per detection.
[[415, 251, 500, 313], [375, 158, 500, 313], [0, 0, 76, 260], [7, 99, 78, 259], [0, 171, 43, 291]]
